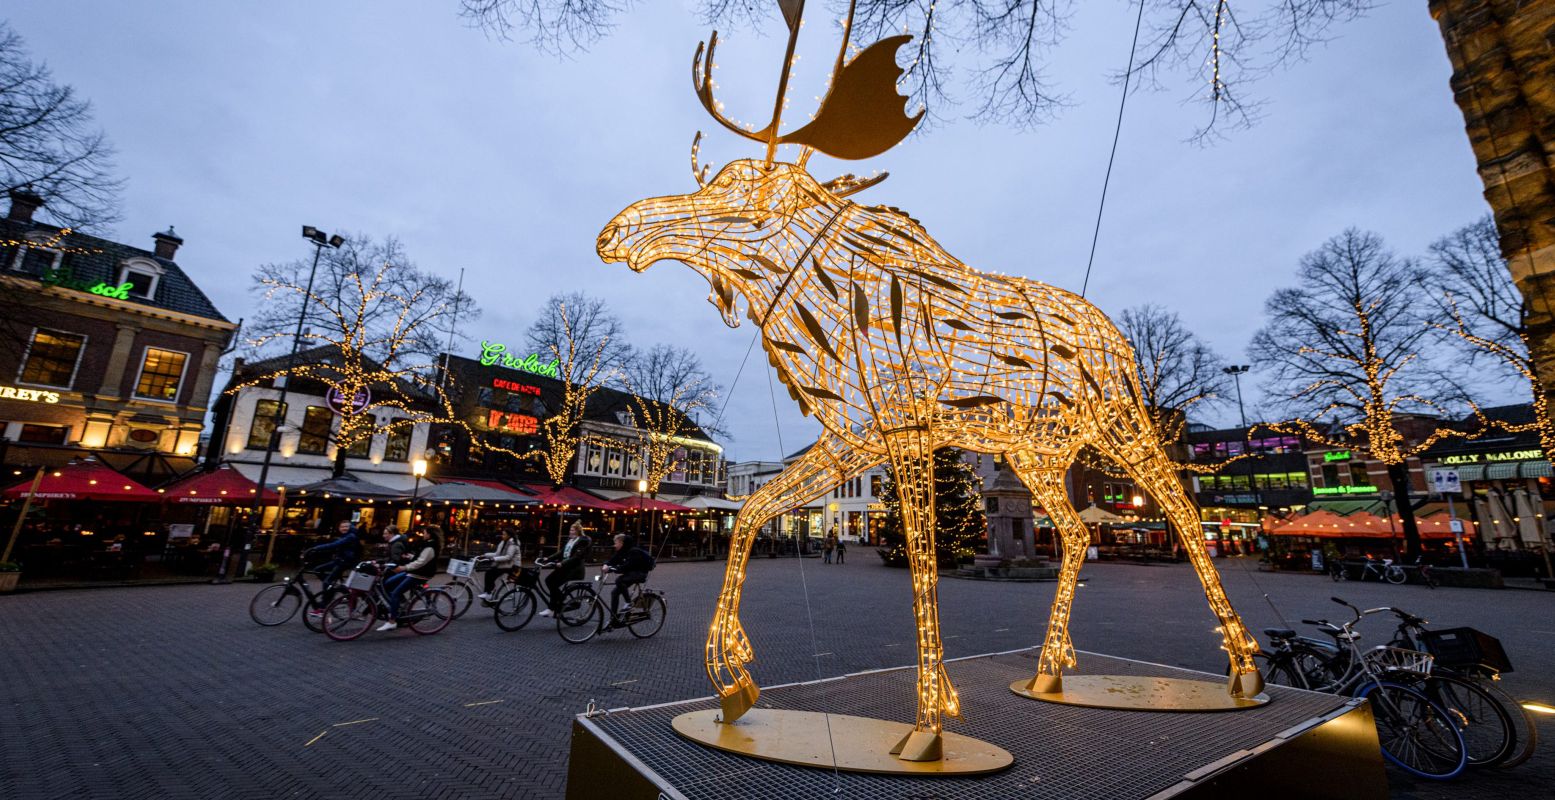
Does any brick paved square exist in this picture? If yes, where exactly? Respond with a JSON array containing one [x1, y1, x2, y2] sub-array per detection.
[[1, 559, 1549, 798]]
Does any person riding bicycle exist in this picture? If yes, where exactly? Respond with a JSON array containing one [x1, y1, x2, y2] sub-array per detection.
[[305, 520, 362, 585], [383, 523, 407, 563], [476, 528, 522, 602], [601, 533, 654, 628], [537, 522, 591, 618], [378, 525, 442, 632]]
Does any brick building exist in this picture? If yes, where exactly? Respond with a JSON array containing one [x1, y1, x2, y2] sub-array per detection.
[[0, 190, 235, 482]]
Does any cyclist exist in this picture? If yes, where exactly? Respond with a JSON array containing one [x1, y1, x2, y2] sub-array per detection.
[[601, 533, 655, 628], [537, 522, 591, 618], [383, 523, 408, 564], [305, 520, 362, 585], [476, 528, 522, 602], [377, 525, 443, 632]]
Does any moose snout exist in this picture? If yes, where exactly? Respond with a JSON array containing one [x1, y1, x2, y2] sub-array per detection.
[[596, 222, 620, 255]]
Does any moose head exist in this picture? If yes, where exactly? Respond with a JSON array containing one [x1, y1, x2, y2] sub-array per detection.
[[597, 21, 920, 328]]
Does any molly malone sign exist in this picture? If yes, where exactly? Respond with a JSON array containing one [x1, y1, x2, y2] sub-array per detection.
[[479, 341, 560, 379], [0, 385, 61, 404], [1438, 449, 1544, 466]]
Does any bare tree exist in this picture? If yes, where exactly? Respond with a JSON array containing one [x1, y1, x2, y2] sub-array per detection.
[[1118, 304, 1227, 441], [524, 294, 624, 484], [239, 235, 479, 476], [459, 0, 1369, 137], [1428, 215, 1552, 454], [0, 22, 121, 229], [620, 343, 723, 494], [1250, 228, 1488, 557]]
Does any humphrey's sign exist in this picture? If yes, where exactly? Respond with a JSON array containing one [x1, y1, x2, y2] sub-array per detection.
[[479, 341, 560, 379], [0, 385, 60, 404]]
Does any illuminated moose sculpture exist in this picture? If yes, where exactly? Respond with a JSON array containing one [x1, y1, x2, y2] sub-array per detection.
[[597, 11, 1264, 766]]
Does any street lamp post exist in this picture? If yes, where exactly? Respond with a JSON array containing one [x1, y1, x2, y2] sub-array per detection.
[[637, 479, 648, 548], [412, 457, 428, 532], [1222, 364, 1250, 428], [226, 226, 343, 584]]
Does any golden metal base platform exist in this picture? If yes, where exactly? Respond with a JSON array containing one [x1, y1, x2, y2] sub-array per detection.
[[670, 708, 1015, 776], [1011, 675, 1270, 712]]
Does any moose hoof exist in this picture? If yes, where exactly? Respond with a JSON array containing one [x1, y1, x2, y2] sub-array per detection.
[[717, 680, 760, 724], [889, 729, 943, 762], [1025, 672, 1062, 694], [1227, 666, 1265, 698]]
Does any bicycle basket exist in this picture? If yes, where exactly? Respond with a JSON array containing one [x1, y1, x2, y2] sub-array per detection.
[[515, 566, 539, 589], [1418, 627, 1513, 674], [1363, 646, 1434, 676], [344, 570, 376, 591], [447, 558, 475, 579]]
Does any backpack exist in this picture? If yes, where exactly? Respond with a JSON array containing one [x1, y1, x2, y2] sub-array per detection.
[[641, 548, 657, 571]]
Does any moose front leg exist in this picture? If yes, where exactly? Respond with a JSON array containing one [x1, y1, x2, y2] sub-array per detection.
[[707, 434, 878, 724], [1011, 463, 1087, 693], [883, 428, 959, 762]]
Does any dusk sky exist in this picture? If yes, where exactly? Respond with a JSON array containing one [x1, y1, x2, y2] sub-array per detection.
[[9, 2, 1503, 461]]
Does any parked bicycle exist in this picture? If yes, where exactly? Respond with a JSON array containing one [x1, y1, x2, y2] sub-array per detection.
[[248, 566, 344, 633], [1332, 556, 1407, 584], [321, 561, 455, 641], [553, 570, 667, 643], [1263, 598, 1468, 779]]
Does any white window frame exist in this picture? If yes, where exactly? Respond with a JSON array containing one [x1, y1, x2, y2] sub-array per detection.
[[130, 346, 191, 403], [117, 257, 165, 300], [10, 234, 63, 273], [16, 327, 87, 390]]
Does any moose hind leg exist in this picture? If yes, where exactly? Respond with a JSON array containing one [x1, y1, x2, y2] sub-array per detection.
[[706, 435, 877, 723], [1013, 464, 1087, 693], [1117, 445, 1264, 697]]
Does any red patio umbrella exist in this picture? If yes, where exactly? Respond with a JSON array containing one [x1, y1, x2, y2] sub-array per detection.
[[1, 458, 160, 502], [157, 465, 278, 504], [634, 496, 693, 513], [517, 484, 626, 511]]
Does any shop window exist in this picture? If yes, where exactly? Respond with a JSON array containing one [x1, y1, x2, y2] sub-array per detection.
[[869, 475, 881, 497], [1288, 471, 1309, 489], [1192, 442, 1213, 460], [297, 407, 333, 455], [17, 423, 67, 444], [384, 426, 412, 461], [133, 348, 188, 401], [247, 400, 287, 450], [1349, 463, 1371, 486], [344, 433, 372, 458], [1321, 464, 1339, 487], [18, 329, 86, 389]]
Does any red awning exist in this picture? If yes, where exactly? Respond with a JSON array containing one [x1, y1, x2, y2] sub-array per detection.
[[2, 458, 160, 502], [158, 465, 278, 504], [516, 484, 626, 511]]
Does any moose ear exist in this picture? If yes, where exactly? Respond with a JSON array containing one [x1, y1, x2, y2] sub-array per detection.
[[822, 172, 890, 199]]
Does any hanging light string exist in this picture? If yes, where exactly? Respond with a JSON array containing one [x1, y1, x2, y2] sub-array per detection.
[[1080, 0, 1149, 298]]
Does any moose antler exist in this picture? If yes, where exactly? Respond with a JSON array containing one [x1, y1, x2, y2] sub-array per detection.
[[691, 131, 711, 187], [692, 29, 923, 162]]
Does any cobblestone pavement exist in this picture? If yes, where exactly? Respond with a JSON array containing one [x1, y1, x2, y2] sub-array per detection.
[[1, 557, 1550, 799]]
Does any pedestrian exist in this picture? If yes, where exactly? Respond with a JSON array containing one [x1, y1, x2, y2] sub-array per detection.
[[823, 528, 837, 564], [835, 537, 846, 565]]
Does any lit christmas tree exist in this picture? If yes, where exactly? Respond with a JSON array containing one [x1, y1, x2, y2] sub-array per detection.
[[877, 448, 987, 567]]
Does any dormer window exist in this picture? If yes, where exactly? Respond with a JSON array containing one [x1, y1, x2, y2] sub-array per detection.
[[9, 234, 62, 275], [117, 258, 164, 300]]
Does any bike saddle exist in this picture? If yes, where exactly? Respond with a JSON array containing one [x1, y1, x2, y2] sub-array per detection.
[[1263, 627, 1297, 640]]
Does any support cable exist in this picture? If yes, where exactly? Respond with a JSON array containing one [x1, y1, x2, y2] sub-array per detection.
[[1080, 0, 1149, 298]]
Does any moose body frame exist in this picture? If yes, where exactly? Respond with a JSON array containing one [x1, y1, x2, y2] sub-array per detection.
[[598, 159, 1263, 761]]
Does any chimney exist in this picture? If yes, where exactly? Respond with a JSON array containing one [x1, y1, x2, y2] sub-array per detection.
[[152, 226, 183, 260], [7, 189, 43, 223]]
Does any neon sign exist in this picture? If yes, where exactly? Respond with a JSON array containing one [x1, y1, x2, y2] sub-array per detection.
[[491, 377, 541, 396], [1439, 449, 1542, 466], [1323, 450, 1352, 463], [0, 385, 60, 404], [487, 409, 538, 435], [1313, 485, 1379, 496], [41, 267, 133, 300], [479, 341, 560, 379]]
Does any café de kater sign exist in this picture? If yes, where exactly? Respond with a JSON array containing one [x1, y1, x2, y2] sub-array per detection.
[[1438, 449, 1544, 466]]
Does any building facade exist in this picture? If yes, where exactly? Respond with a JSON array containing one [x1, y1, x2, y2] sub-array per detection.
[[0, 191, 235, 483]]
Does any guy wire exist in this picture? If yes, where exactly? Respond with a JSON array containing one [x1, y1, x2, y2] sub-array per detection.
[[1080, 0, 1148, 298]]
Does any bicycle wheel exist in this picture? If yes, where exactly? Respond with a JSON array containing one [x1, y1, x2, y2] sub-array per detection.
[[626, 593, 666, 639], [493, 586, 537, 632], [1385, 566, 1407, 585], [556, 585, 602, 643], [1422, 673, 1515, 767], [407, 589, 455, 635], [322, 593, 376, 641], [1470, 677, 1539, 769], [301, 586, 341, 634], [435, 577, 474, 619], [1360, 681, 1467, 779], [248, 584, 302, 626]]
